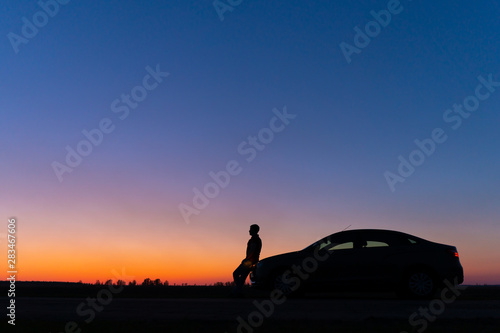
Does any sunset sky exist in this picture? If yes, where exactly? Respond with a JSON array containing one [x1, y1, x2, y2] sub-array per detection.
[[1, 0, 499, 285]]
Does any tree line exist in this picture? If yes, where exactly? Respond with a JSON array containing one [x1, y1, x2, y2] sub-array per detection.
[[91, 279, 237, 287]]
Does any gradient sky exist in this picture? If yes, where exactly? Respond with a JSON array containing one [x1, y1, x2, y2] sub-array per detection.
[[1, 0, 499, 285]]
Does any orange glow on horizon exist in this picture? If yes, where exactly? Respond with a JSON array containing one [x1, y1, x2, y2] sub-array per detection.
[[2, 209, 499, 286]]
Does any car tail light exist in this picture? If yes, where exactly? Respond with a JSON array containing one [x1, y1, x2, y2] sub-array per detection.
[[447, 248, 459, 258]]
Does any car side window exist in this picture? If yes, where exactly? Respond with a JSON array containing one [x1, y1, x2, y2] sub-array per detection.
[[408, 238, 418, 244], [358, 232, 402, 248], [330, 241, 354, 250], [322, 241, 354, 251], [317, 234, 356, 251], [318, 241, 331, 250], [364, 241, 389, 248]]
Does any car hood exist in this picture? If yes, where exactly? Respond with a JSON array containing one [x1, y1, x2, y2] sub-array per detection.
[[259, 251, 302, 266]]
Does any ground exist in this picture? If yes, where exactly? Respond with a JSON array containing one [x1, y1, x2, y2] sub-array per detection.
[[1, 284, 499, 332]]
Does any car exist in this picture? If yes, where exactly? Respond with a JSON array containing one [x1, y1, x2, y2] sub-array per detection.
[[249, 229, 464, 298]]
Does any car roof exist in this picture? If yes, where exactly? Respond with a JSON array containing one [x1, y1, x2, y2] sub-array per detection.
[[304, 228, 430, 251], [330, 229, 427, 240]]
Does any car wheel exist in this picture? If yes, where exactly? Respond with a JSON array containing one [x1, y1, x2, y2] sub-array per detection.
[[403, 269, 437, 299], [271, 270, 301, 297]]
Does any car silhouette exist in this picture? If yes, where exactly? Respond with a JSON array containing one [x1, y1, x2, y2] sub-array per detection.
[[249, 229, 464, 298]]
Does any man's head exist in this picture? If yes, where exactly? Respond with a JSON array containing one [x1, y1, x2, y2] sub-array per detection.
[[249, 224, 260, 236]]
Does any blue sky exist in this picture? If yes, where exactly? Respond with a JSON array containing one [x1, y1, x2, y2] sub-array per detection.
[[1, 0, 499, 283]]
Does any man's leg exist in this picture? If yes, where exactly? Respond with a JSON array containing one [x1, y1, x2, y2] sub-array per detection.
[[233, 263, 250, 294]]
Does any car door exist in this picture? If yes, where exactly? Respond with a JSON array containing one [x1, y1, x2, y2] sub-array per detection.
[[312, 232, 363, 288], [352, 232, 402, 288]]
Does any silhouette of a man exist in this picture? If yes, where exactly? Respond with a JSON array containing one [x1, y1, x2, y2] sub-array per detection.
[[233, 224, 262, 295]]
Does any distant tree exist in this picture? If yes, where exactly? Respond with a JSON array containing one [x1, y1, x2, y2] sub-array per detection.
[[128, 280, 137, 286], [225, 281, 235, 287], [95, 280, 101, 285], [104, 279, 113, 286], [214, 282, 224, 287], [142, 278, 152, 286], [153, 278, 162, 286], [78, 280, 83, 284], [163, 280, 169, 286], [116, 279, 126, 286]]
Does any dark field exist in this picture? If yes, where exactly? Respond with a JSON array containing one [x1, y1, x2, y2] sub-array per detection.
[[1, 282, 499, 332]]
